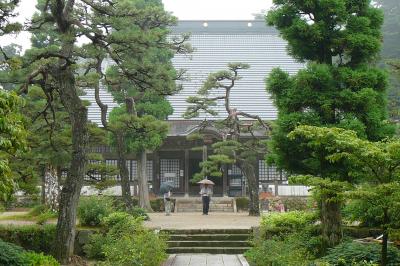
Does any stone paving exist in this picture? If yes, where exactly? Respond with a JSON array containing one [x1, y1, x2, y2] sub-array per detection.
[[144, 212, 260, 230], [163, 254, 249, 266]]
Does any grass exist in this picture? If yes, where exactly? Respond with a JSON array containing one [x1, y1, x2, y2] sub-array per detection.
[[0, 206, 58, 223]]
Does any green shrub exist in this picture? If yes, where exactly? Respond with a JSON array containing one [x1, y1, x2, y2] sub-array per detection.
[[78, 196, 114, 226], [84, 232, 107, 259], [245, 233, 313, 266], [0, 224, 56, 253], [261, 211, 317, 232], [282, 197, 310, 211], [23, 252, 59, 266], [113, 197, 139, 210], [0, 239, 59, 266], [321, 241, 400, 266], [84, 212, 168, 264], [235, 197, 249, 211], [36, 210, 57, 225], [128, 207, 149, 220], [0, 239, 28, 266], [150, 198, 164, 212], [28, 205, 48, 217]]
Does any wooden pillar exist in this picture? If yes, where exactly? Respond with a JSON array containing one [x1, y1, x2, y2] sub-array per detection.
[[184, 149, 189, 197], [153, 151, 160, 195], [202, 145, 207, 162]]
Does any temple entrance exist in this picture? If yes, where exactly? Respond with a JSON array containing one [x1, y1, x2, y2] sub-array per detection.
[[188, 152, 223, 196], [188, 158, 202, 196]]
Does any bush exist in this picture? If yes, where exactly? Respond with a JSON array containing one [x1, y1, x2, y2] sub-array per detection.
[[23, 252, 59, 266], [36, 210, 58, 225], [78, 196, 114, 226], [320, 241, 400, 266], [150, 198, 164, 212], [84, 232, 107, 259], [0, 224, 56, 254], [28, 205, 48, 217], [128, 207, 149, 221], [261, 211, 317, 233], [245, 233, 314, 266], [282, 197, 310, 211], [0, 239, 59, 266], [0, 239, 28, 266], [235, 197, 249, 211], [84, 212, 168, 265], [113, 197, 139, 211]]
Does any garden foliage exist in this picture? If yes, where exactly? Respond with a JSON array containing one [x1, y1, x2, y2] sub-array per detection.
[[0, 239, 59, 266], [321, 241, 400, 266], [77, 196, 115, 226], [84, 212, 168, 265], [246, 211, 321, 266]]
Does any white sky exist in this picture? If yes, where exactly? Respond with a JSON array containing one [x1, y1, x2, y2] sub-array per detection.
[[1, 0, 273, 51]]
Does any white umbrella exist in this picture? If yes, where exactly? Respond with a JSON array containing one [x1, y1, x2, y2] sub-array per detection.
[[197, 179, 215, 185]]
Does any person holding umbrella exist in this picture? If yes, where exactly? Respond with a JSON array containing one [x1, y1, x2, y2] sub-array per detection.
[[198, 179, 214, 215], [160, 181, 174, 216]]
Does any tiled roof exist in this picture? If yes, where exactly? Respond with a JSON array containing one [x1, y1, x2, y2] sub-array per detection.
[[81, 20, 304, 125]]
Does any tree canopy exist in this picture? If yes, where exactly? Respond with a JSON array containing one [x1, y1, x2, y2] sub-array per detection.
[[289, 125, 400, 265], [185, 63, 269, 216], [0, 90, 26, 200], [266, 0, 394, 247]]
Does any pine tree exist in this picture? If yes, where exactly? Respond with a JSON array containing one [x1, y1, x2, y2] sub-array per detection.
[[266, 0, 395, 247], [89, 0, 189, 211], [0, 0, 188, 262], [185, 63, 269, 216]]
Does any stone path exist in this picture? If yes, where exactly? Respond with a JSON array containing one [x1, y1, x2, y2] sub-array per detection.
[[144, 212, 260, 230], [163, 254, 249, 266]]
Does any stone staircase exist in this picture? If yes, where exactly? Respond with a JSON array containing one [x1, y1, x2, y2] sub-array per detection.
[[164, 229, 252, 254], [175, 197, 236, 212]]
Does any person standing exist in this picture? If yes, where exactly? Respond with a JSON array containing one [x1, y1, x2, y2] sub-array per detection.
[[200, 184, 212, 215], [164, 190, 172, 216]]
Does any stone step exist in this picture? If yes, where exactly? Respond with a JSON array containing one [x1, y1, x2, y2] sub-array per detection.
[[178, 202, 233, 206], [177, 205, 233, 209], [178, 208, 233, 212], [169, 234, 250, 241], [166, 246, 250, 254], [164, 228, 251, 235], [177, 199, 233, 203], [167, 240, 250, 247]]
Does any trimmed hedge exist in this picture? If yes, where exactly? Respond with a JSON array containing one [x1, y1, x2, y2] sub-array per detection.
[[0, 224, 56, 254], [260, 224, 399, 242], [0, 224, 99, 256], [113, 197, 166, 212], [235, 197, 249, 211]]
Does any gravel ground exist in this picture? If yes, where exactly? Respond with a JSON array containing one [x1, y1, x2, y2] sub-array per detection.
[[1, 211, 261, 229], [144, 212, 261, 230]]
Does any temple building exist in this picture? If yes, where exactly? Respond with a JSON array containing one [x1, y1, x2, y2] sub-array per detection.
[[81, 20, 304, 197]]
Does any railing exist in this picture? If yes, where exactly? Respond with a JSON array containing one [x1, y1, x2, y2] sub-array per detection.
[[260, 183, 310, 197], [276, 185, 310, 197]]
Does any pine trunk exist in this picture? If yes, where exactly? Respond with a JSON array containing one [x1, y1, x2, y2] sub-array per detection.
[[54, 68, 88, 263], [116, 133, 133, 211], [138, 150, 153, 211], [44, 165, 59, 212], [320, 195, 342, 248], [240, 162, 260, 216]]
